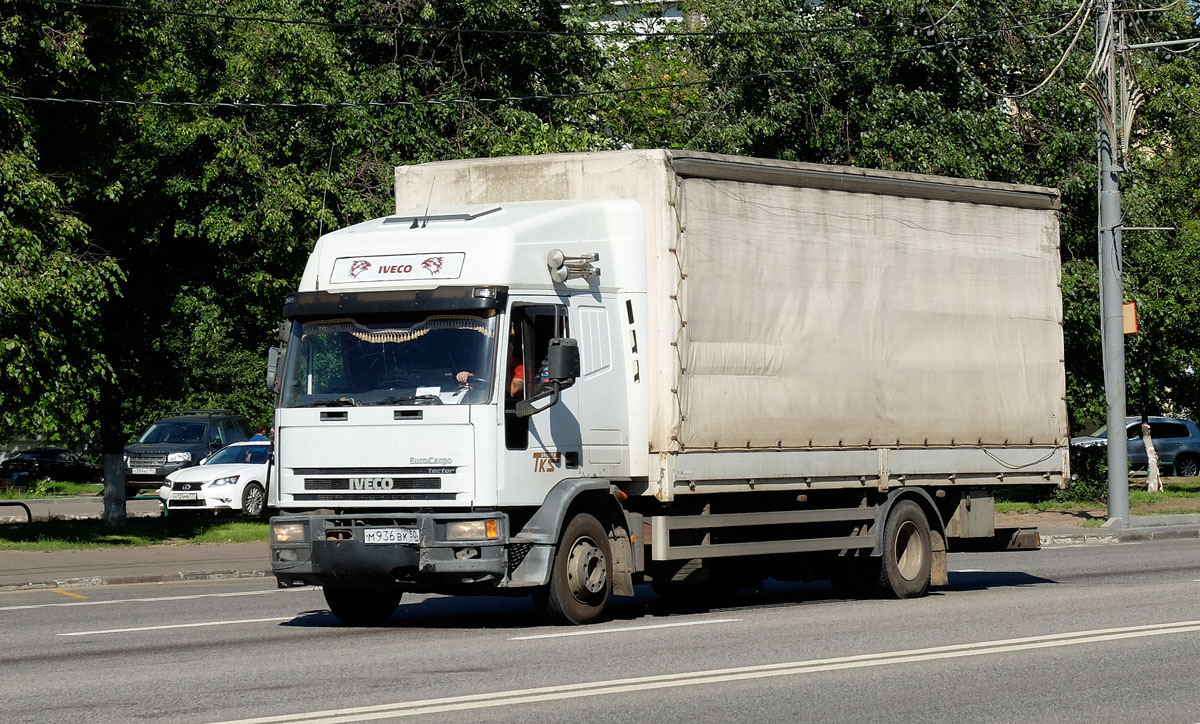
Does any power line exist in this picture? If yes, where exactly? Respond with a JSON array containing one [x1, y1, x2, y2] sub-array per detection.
[[0, 24, 1035, 110], [927, 0, 1096, 99], [10, 0, 1077, 41]]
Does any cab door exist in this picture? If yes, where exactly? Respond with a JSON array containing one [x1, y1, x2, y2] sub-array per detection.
[[499, 301, 583, 506]]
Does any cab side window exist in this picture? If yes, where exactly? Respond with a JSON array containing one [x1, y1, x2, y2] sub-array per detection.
[[504, 304, 568, 449]]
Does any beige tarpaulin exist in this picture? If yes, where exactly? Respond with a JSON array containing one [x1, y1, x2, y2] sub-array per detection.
[[673, 177, 1065, 450]]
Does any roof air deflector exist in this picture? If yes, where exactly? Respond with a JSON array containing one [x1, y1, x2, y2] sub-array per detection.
[[383, 206, 502, 226]]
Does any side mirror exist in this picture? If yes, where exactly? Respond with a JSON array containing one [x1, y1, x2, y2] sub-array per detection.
[[266, 346, 282, 390], [515, 338, 579, 418], [546, 338, 580, 382]]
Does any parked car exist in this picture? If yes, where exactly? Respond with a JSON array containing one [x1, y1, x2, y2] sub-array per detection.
[[1070, 416, 1200, 476], [157, 441, 270, 516], [124, 410, 251, 497], [0, 448, 102, 486]]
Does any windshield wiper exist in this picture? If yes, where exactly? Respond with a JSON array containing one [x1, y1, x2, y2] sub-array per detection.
[[376, 395, 443, 406], [295, 398, 358, 408]]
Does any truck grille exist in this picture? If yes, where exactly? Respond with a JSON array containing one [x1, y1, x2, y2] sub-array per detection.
[[292, 493, 457, 502], [128, 455, 166, 467], [303, 478, 442, 491]]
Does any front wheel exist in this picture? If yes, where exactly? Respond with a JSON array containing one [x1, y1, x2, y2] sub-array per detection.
[[323, 586, 402, 626], [542, 513, 612, 625], [877, 500, 932, 599], [240, 483, 266, 517]]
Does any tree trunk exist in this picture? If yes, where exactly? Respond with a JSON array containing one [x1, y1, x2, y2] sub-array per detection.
[[1142, 423, 1162, 493]]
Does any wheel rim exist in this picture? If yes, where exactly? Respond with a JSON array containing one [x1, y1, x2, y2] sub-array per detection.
[[244, 487, 263, 515], [566, 535, 607, 600], [894, 520, 926, 581]]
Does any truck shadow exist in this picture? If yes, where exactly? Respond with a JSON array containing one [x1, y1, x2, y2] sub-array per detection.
[[278, 571, 1054, 630]]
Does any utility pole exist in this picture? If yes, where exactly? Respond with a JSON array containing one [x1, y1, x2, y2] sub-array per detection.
[[1091, 0, 1129, 525]]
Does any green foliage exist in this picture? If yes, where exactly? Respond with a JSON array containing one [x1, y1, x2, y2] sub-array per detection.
[[1059, 445, 1109, 503], [2, 0, 1200, 466]]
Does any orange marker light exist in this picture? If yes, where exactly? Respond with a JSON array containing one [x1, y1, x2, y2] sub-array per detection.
[[486, 519, 499, 539]]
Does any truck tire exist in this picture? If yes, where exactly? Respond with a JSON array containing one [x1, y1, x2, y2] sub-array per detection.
[[543, 513, 612, 625], [877, 500, 932, 598], [323, 586, 402, 626]]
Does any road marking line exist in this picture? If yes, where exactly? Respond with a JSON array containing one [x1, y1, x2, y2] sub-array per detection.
[[51, 589, 87, 599], [203, 619, 1200, 724], [950, 569, 983, 573], [509, 618, 741, 640], [58, 616, 291, 636], [0, 588, 283, 611]]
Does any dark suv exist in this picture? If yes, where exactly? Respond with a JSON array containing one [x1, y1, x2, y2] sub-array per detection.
[[124, 410, 251, 496], [1070, 416, 1200, 476]]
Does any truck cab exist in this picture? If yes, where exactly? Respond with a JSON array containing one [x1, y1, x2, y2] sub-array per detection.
[[269, 200, 646, 624]]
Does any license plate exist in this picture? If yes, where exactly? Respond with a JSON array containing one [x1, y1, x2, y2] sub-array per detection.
[[132, 468, 156, 475], [363, 527, 419, 545], [171, 492, 198, 501]]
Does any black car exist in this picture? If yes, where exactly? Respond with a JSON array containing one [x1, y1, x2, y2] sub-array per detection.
[[1, 448, 102, 486], [123, 410, 251, 496]]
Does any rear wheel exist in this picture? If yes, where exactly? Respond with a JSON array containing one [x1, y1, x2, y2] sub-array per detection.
[[323, 586, 402, 626], [877, 500, 932, 598], [1173, 453, 1199, 478], [543, 513, 612, 625], [240, 483, 265, 517]]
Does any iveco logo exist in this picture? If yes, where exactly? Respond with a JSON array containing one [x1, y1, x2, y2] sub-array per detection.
[[350, 477, 394, 490]]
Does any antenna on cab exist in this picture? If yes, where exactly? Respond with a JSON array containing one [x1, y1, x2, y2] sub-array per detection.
[[412, 179, 436, 229]]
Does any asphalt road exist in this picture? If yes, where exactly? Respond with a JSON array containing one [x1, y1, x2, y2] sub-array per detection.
[[2, 539, 1198, 724]]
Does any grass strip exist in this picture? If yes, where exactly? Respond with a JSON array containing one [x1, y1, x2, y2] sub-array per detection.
[[0, 517, 268, 551], [0, 481, 104, 500]]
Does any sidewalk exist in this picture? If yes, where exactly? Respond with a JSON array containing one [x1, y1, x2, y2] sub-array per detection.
[[0, 541, 269, 591], [2, 515, 1199, 592]]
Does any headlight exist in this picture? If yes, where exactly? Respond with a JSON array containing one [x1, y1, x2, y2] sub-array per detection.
[[123, 454, 129, 466], [211, 475, 239, 487], [272, 522, 307, 543], [167, 452, 192, 463], [445, 519, 500, 541]]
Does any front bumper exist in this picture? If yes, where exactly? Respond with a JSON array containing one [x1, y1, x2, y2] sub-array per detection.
[[125, 462, 192, 484], [161, 489, 239, 511], [269, 512, 515, 590]]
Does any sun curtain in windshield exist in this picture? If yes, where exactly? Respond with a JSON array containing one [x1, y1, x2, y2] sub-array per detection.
[[281, 313, 498, 407]]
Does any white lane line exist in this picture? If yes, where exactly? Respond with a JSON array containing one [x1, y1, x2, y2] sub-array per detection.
[[510, 618, 741, 640], [59, 616, 291, 636], [0, 589, 283, 611], [204, 619, 1200, 724], [950, 569, 983, 573]]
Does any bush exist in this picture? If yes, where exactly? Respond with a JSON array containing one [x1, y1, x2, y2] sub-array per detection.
[[1059, 445, 1109, 502]]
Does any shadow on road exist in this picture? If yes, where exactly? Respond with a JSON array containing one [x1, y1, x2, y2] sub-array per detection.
[[276, 575, 1055, 631], [945, 570, 1056, 591]]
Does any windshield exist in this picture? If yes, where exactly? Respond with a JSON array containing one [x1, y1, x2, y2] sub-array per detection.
[[138, 421, 208, 444], [280, 312, 499, 408], [206, 444, 271, 465]]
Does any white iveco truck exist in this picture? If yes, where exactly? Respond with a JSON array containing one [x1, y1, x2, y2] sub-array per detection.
[[267, 150, 1067, 625]]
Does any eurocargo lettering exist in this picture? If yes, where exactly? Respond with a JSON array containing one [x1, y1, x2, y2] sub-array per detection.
[[265, 150, 1067, 625]]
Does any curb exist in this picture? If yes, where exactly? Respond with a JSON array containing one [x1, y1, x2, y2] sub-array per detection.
[[1040, 525, 1200, 547], [0, 568, 269, 592]]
